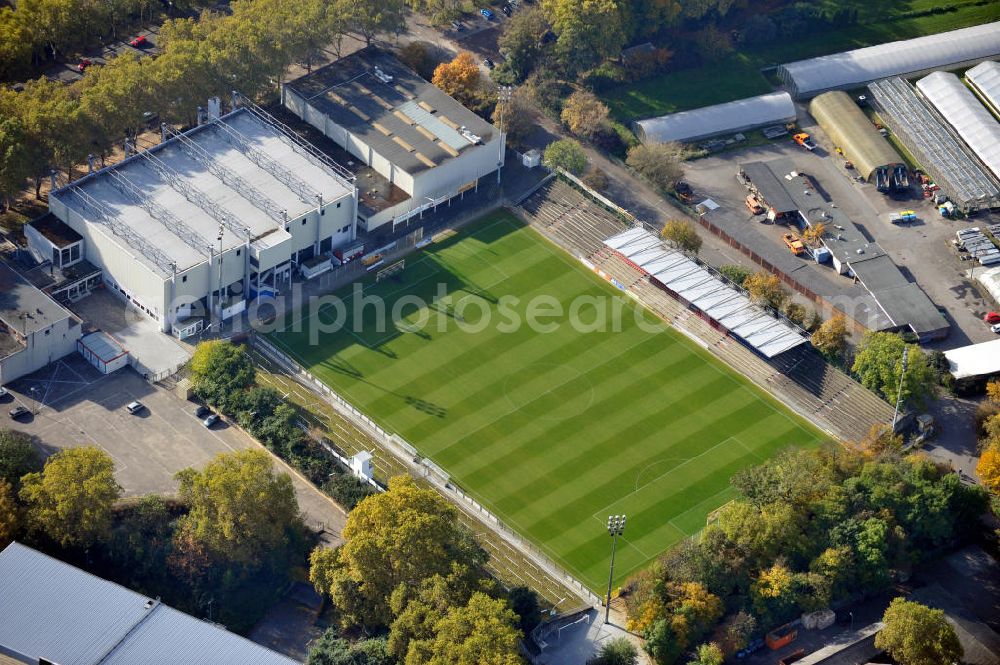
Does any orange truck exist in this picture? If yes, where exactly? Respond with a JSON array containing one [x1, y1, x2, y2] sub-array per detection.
[[745, 194, 765, 214], [782, 233, 806, 256], [793, 132, 817, 151]]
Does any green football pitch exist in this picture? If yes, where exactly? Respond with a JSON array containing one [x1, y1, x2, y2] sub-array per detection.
[[268, 211, 825, 590]]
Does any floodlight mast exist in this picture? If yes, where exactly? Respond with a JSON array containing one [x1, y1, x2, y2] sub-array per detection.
[[605, 514, 626, 624]]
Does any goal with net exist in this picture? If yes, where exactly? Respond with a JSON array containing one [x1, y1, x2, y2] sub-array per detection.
[[376, 259, 406, 282]]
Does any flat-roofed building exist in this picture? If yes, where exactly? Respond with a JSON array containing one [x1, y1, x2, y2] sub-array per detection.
[[282, 47, 503, 232], [0, 262, 81, 385], [46, 103, 358, 337]]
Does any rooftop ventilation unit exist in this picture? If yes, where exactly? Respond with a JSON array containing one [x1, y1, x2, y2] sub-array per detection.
[[458, 126, 482, 144], [373, 66, 393, 84]]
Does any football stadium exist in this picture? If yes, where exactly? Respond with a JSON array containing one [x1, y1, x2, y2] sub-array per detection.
[[268, 211, 825, 590]]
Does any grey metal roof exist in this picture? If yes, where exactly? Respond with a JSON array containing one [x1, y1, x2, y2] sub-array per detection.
[[604, 227, 807, 357], [739, 160, 799, 214], [79, 330, 127, 363], [0, 542, 299, 665], [808, 91, 903, 180], [101, 604, 299, 665], [778, 21, 1000, 97], [284, 47, 495, 176], [917, 71, 1000, 182], [0, 542, 154, 665], [967, 60, 1000, 116], [0, 262, 74, 336], [635, 92, 796, 144]]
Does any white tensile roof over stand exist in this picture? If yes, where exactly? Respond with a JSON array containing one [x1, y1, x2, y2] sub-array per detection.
[[604, 228, 807, 358]]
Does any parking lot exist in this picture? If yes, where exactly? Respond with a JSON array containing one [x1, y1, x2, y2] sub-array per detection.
[[683, 122, 999, 347], [3, 356, 345, 543]]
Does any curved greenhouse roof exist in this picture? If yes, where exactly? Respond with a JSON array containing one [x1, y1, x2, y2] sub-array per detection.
[[777, 22, 1000, 98], [635, 92, 796, 144], [916, 71, 1000, 182], [967, 60, 1000, 117], [809, 91, 902, 181]]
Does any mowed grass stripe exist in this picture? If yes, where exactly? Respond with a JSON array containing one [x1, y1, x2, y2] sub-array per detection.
[[268, 211, 826, 589]]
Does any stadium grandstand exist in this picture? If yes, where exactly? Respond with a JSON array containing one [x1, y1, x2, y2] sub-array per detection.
[[45, 100, 358, 338], [604, 227, 807, 358], [967, 60, 1000, 117], [916, 71, 1000, 183], [777, 21, 1000, 98], [808, 91, 904, 187], [868, 77, 1000, 213], [634, 92, 796, 144]]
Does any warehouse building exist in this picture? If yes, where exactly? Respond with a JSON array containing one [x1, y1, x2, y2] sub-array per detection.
[[968, 60, 1000, 116], [916, 71, 1000, 183], [869, 77, 1000, 213], [45, 102, 358, 338], [635, 92, 796, 144], [777, 22, 1000, 98], [0, 262, 81, 385], [808, 91, 905, 190], [282, 47, 502, 232], [0, 541, 298, 665], [738, 159, 949, 341]]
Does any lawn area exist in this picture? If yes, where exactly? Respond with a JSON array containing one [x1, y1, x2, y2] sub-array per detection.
[[601, 0, 1000, 121], [267, 211, 825, 591]]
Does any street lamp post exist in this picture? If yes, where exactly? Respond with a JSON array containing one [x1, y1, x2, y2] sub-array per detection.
[[891, 346, 909, 430], [605, 514, 626, 624]]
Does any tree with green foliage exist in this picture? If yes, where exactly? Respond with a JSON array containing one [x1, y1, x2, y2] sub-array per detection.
[[811, 314, 848, 360], [0, 480, 20, 548], [106, 495, 175, 587], [626, 142, 686, 191], [718, 265, 752, 286], [743, 271, 788, 310], [190, 340, 256, 412], [589, 636, 639, 665], [0, 428, 41, 488], [660, 219, 702, 255], [0, 115, 33, 211], [688, 643, 724, 665], [173, 449, 299, 567], [19, 446, 121, 547], [307, 632, 392, 665], [416, 592, 523, 665], [310, 475, 487, 627], [645, 618, 684, 665], [542, 0, 627, 74], [875, 598, 962, 665], [561, 90, 610, 139], [852, 332, 937, 406], [543, 138, 588, 175], [496, 6, 549, 83]]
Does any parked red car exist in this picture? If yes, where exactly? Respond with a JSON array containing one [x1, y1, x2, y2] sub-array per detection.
[[129, 35, 147, 47], [985, 312, 1000, 324], [77, 58, 92, 72]]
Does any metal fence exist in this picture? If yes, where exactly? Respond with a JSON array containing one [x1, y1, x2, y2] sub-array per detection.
[[254, 335, 603, 608]]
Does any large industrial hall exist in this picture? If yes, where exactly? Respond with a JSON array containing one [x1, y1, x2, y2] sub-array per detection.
[[42, 103, 358, 338]]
